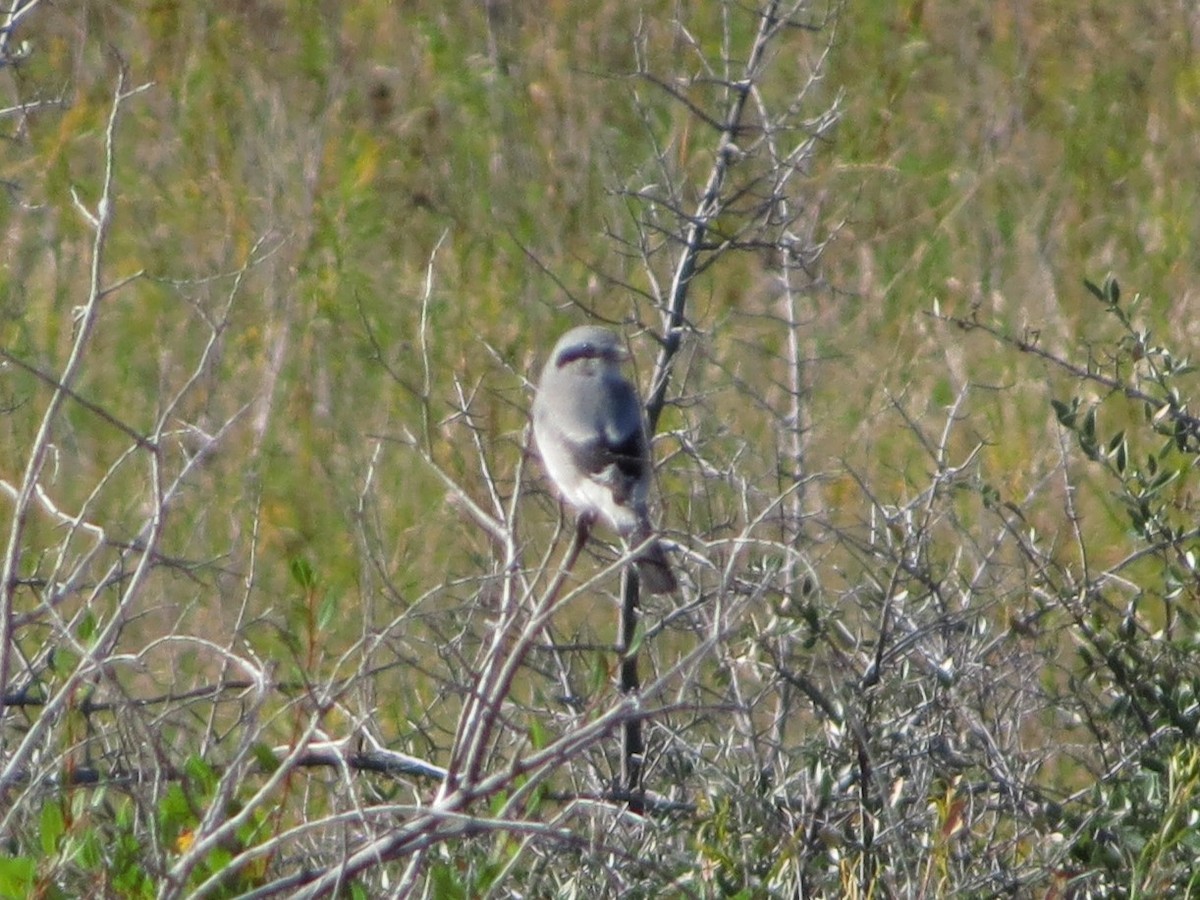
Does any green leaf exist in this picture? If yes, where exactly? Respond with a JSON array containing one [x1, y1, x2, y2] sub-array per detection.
[[489, 790, 509, 816], [78, 829, 104, 870], [40, 801, 65, 856], [0, 856, 37, 898], [1108, 431, 1126, 473], [1051, 398, 1077, 429], [50, 647, 80, 676], [1148, 468, 1179, 492], [77, 610, 98, 643], [205, 846, 233, 878], [184, 754, 218, 796], [158, 784, 193, 835], [1080, 406, 1099, 459], [317, 590, 337, 631], [528, 717, 549, 751], [1083, 278, 1105, 302], [429, 862, 466, 900], [290, 556, 317, 590], [587, 650, 608, 696]]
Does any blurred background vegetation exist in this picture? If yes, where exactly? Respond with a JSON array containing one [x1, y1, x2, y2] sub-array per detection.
[[7, 0, 1196, 618], [3, 0, 1200, 895]]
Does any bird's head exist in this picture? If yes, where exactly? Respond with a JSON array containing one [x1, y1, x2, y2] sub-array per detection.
[[550, 326, 629, 373]]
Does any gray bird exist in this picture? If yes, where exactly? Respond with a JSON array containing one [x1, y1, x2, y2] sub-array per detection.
[[533, 326, 677, 594]]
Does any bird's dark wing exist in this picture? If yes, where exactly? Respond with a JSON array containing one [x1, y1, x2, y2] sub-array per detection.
[[567, 375, 648, 503], [569, 424, 646, 476]]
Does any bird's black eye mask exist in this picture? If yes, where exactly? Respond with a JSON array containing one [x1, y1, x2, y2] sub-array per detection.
[[556, 343, 617, 367]]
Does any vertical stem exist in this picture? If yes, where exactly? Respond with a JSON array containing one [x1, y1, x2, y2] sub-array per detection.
[[644, 0, 784, 430], [629, 0, 786, 814], [618, 568, 644, 813]]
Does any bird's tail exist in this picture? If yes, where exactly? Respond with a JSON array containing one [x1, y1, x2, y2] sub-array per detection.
[[631, 531, 677, 594]]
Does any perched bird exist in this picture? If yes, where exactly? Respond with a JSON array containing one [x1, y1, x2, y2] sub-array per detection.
[[532, 326, 677, 594]]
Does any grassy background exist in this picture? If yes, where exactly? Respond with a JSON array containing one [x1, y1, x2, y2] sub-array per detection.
[[8, 0, 1196, 583], [0, 0, 1191, 749]]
